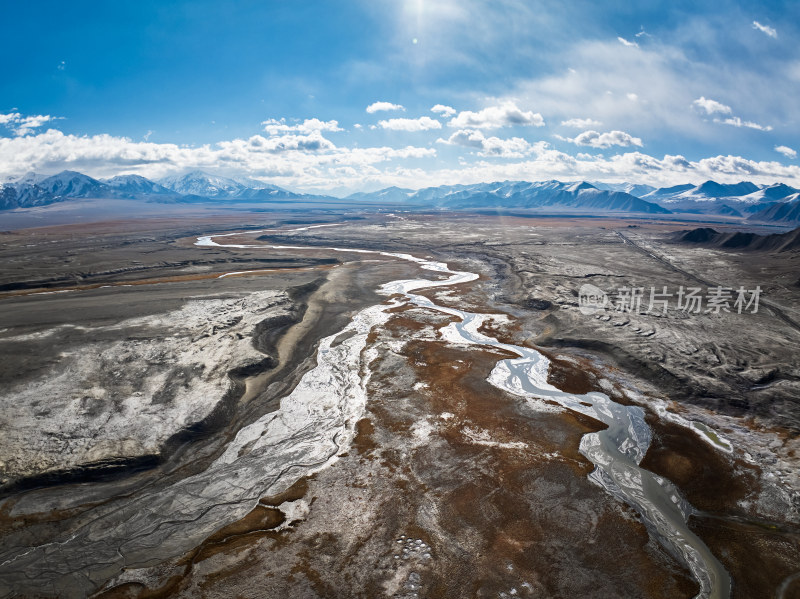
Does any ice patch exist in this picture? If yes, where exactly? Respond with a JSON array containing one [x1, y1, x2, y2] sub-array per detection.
[[461, 426, 527, 450], [410, 419, 436, 443], [275, 499, 310, 531]]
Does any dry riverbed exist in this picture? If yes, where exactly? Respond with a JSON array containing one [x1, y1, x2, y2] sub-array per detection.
[[0, 214, 798, 598]]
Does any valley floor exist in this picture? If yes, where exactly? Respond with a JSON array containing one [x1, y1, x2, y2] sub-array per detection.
[[0, 214, 798, 598]]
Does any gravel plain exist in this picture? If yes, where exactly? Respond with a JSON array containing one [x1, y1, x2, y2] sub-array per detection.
[[0, 213, 797, 598]]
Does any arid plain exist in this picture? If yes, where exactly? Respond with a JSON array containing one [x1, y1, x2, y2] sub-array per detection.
[[0, 213, 798, 599]]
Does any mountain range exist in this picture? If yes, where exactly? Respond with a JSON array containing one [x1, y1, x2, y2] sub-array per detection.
[[637, 181, 800, 220], [2, 170, 799, 224], [368, 180, 670, 214], [675, 226, 800, 252], [0, 170, 329, 210], [157, 171, 292, 199], [590, 180, 800, 222], [354, 179, 800, 221]]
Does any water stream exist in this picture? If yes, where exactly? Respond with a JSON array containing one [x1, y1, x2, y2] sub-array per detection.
[[0, 228, 730, 598], [198, 229, 730, 598]]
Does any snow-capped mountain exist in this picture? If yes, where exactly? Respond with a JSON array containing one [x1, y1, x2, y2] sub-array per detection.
[[232, 175, 287, 192], [640, 183, 695, 200], [0, 171, 61, 209], [37, 171, 111, 198], [634, 180, 791, 216], [15, 183, 57, 206], [591, 182, 656, 197], [0, 169, 318, 210], [686, 181, 759, 199], [738, 183, 799, 204], [0, 170, 113, 209], [642, 181, 760, 204], [358, 180, 671, 214], [3, 169, 800, 223], [103, 174, 176, 197], [158, 170, 290, 199], [13, 171, 49, 186], [0, 183, 57, 209], [158, 171, 249, 198], [748, 193, 800, 224]]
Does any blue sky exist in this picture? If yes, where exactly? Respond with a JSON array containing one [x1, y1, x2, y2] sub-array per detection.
[[1, 0, 798, 194]]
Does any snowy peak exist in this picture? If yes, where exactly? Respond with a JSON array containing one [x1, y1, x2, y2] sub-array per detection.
[[690, 180, 760, 199], [565, 181, 597, 193], [13, 171, 48, 186], [158, 170, 248, 198], [370, 180, 670, 214], [740, 183, 799, 204], [38, 170, 109, 198], [157, 170, 292, 199], [639, 180, 774, 216], [0, 169, 305, 208], [641, 184, 695, 200], [103, 174, 176, 196], [231, 176, 287, 193], [2, 170, 799, 221], [591, 182, 656, 197], [648, 180, 761, 203]]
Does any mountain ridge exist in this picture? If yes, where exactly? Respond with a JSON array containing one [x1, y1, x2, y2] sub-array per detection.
[[391, 180, 671, 214], [674, 226, 800, 252], [1, 170, 800, 223]]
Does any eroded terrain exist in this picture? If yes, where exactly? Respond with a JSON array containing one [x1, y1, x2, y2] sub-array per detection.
[[0, 214, 798, 598]]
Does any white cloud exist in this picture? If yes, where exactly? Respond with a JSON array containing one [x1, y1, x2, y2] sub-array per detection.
[[0, 128, 436, 192], [507, 42, 706, 137], [561, 118, 602, 128], [334, 150, 800, 193], [368, 7, 795, 157], [694, 154, 783, 178], [366, 101, 405, 113], [448, 101, 544, 129], [262, 118, 343, 135], [752, 21, 777, 38], [377, 116, 442, 131], [775, 145, 797, 159], [234, 131, 337, 152], [617, 37, 638, 48], [5, 126, 800, 193], [691, 97, 771, 131], [692, 97, 732, 115], [500, 33, 795, 150], [431, 104, 456, 117], [714, 116, 772, 131], [0, 112, 59, 136], [626, 93, 638, 101], [0, 112, 20, 125], [15, 115, 59, 136], [437, 129, 535, 157], [567, 130, 643, 149]]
